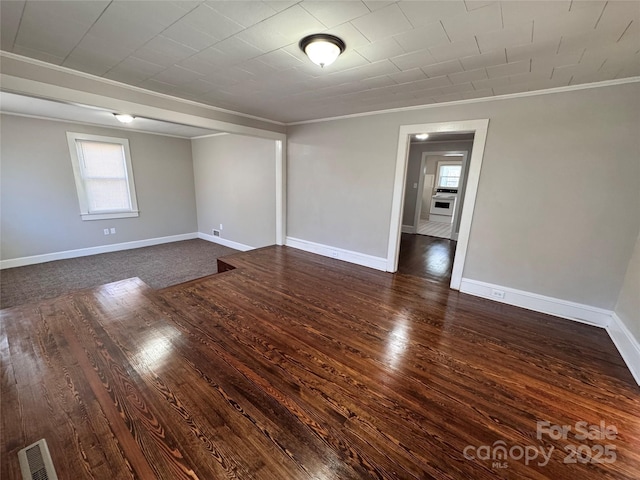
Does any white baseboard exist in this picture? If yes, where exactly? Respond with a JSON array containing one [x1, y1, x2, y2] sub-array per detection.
[[607, 313, 640, 386], [0, 233, 198, 269], [401, 225, 415, 234], [460, 278, 640, 386], [198, 232, 253, 252], [285, 236, 387, 271], [459, 278, 612, 328]]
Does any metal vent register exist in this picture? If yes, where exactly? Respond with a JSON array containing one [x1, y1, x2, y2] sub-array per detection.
[[18, 439, 59, 480]]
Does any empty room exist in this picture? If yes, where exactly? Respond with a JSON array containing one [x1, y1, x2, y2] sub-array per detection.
[[1, 1, 639, 479]]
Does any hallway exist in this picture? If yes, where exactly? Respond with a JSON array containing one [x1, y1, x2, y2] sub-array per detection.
[[397, 233, 457, 283]]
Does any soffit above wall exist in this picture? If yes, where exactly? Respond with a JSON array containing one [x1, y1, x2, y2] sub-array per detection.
[[1, 1, 639, 123], [0, 91, 223, 138]]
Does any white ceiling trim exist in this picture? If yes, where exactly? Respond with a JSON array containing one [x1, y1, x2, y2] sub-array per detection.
[[0, 51, 286, 127], [2, 51, 639, 130], [191, 132, 230, 139], [286, 76, 640, 126], [0, 110, 197, 139]]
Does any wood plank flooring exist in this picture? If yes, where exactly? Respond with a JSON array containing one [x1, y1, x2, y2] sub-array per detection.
[[398, 233, 456, 282], [1, 246, 639, 479]]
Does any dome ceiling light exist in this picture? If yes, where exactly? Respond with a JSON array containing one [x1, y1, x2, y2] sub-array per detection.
[[299, 34, 346, 68], [114, 113, 134, 124]]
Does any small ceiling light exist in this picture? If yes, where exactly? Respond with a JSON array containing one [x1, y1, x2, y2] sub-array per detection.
[[415, 133, 429, 140], [299, 34, 346, 68], [114, 113, 134, 124]]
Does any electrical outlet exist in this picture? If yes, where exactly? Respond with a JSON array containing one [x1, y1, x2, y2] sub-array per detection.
[[110, 227, 116, 234], [219, 224, 223, 230], [491, 288, 505, 299], [212, 229, 220, 237], [103, 229, 110, 235]]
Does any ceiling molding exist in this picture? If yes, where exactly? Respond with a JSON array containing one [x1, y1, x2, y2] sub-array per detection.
[[191, 132, 230, 140], [2, 52, 639, 131], [0, 51, 286, 127], [286, 76, 640, 126]]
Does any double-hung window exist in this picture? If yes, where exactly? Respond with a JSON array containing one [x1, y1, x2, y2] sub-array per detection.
[[436, 162, 462, 188], [67, 132, 139, 221]]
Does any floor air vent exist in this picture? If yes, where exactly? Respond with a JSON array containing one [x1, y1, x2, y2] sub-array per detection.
[[18, 439, 59, 480]]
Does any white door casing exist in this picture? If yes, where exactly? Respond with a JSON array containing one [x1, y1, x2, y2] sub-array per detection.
[[387, 119, 490, 290]]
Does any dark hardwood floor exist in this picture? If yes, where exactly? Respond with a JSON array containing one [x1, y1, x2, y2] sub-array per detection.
[[1, 246, 638, 479], [398, 233, 457, 282]]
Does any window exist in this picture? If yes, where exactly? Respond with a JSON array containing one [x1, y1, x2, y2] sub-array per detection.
[[67, 132, 139, 221], [437, 162, 462, 188]]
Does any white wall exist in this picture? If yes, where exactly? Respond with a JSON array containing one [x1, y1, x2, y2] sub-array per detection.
[[287, 82, 640, 310], [0, 114, 197, 260], [615, 233, 640, 343], [192, 134, 276, 248]]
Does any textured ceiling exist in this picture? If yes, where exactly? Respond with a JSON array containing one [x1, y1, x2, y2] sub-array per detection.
[[1, 1, 639, 123]]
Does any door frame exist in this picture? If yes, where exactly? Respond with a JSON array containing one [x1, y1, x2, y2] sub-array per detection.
[[412, 154, 429, 231], [386, 119, 489, 290]]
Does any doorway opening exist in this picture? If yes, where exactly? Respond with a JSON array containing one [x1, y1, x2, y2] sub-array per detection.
[[397, 137, 472, 282], [386, 119, 490, 290], [409, 146, 471, 241]]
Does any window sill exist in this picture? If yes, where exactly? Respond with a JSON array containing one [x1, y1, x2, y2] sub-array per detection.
[[81, 211, 139, 221]]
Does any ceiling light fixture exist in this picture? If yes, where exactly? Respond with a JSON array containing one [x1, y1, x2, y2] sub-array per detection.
[[114, 113, 134, 124], [415, 133, 429, 140], [299, 34, 346, 68]]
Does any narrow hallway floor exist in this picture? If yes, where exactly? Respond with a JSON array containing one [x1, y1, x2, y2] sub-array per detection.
[[398, 233, 456, 283]]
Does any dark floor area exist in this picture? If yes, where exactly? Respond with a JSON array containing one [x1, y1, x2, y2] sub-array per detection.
[[0, 239, 237, 309], [3, 246, 638, 479], [397, 233, 456, 283]]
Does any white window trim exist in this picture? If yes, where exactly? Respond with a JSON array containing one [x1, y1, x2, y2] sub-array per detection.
[[436, 160, 463, 188], [66, 132, 139, 221]]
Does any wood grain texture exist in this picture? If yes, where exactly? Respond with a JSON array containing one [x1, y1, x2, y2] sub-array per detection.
[[397, 232, 456, 282], [1, 246, 638, 479]]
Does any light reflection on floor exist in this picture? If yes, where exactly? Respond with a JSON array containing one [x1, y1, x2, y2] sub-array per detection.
[[423, 243, 452, 276], [134, 326, 181, 370], [385, 313, 410, 369]]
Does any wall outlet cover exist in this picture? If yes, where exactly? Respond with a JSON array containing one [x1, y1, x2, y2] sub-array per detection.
[[491, 288, 505, 299]]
